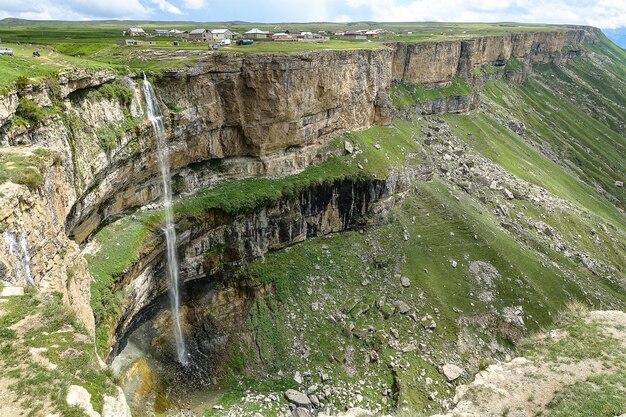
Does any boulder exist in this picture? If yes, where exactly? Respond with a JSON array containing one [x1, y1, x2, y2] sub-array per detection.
[[294, 371, 303, 384], [66, 385, 100, 417], [442, 363, 464, 381], [396, 301, 410, 314], [285, 389, 311, 407], [400, 276, 411, 287], [102, 387, 132, 417], [292, 407, 312, 417]]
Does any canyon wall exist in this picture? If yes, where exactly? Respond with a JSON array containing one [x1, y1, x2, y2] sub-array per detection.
[[0, 27, 590, 333], [107, 171, 419, 359]]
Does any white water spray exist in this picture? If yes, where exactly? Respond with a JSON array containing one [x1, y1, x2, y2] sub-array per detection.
[[142, 75, 188, 365], [3, 230, 34, 286]]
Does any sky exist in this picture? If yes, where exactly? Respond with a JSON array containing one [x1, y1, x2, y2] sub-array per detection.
[[1, 1, 625, 33]]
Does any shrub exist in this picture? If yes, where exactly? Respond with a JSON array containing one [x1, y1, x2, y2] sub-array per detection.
[[88, 81, 134, 107], [15, 76, 30, 89], [15, 98, 46, 125], [46, 76, 62, 104], [96, 126, 120, 151]]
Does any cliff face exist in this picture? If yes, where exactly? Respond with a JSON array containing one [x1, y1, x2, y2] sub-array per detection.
[[0, 167, 94, 331], [392, 29, 586, 84], [108, 171, 418, 359], [0, 28, 589, 334]]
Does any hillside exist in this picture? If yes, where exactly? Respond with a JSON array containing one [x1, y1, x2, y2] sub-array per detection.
[[0, 23, 625, 417]]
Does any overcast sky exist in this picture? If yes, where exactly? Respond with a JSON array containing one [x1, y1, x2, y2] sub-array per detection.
[[1, 0, 625, 30]]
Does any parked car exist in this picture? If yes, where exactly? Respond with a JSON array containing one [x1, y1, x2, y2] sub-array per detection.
[[0, 47, 14, 56], [236, 39, 253, 46]]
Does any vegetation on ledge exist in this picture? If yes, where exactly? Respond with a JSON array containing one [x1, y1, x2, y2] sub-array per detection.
[[390, 78, 473, 108]]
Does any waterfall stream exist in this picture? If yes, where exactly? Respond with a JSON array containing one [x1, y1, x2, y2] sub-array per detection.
[[3, 230, 34, 286], [142, 76, 188, 365]]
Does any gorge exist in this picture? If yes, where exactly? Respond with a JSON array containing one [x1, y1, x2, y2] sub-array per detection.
[[0, 22, 626, 417]]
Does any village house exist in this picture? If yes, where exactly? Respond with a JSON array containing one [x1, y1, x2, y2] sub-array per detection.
[[169, 29, 185, 37], [364, 30, 381, 39], [343, 31, 367, 40], [209, 29, 234, 41], [153, 29, 169, 37], [189, 28, 210, 42], [125, 27, 146, 37], [272, 32, 297, 41], [244, 28, 269, 39], [333, 29, 346, 36]]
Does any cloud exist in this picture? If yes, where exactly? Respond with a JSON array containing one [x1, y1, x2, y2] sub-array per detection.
[[333, 14, 352, 23], [341, 0, 626, 29], [183, 0, 206, 9], [149, 0, 183, 15], [0, 0, 151, 19], [0, 0, 624, 28]]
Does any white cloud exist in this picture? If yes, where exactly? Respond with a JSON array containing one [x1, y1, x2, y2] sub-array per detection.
[[0, 0, 624, 28], [263, 0, 330, 21], [334, 14, 352, 23], [342, 0, 626, 29], [0, 0, 151, 19], [183, 0, 206, 9], [149, 0, 183, 15]]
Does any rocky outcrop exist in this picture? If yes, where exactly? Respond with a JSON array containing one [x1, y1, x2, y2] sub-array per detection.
[[0, 166, 94, 332], [399, 92, 481, 117], [391, 29, 586, 84], [0, 91, 19, 127], [107, 171, 417, 360]]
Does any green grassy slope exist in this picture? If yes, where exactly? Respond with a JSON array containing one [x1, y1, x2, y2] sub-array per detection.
[[197, 35, 626, 415]]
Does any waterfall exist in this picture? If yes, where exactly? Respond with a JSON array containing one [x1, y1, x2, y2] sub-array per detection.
[[3, 230, 34, 286], [142, 76, 188, 366]]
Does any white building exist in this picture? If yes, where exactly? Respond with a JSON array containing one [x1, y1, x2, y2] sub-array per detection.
[[125, 27, 146, 37], [244, 28, 268, 39], [210, 29, 234, 41]]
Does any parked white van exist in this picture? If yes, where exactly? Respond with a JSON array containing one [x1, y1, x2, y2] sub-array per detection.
[[0, 47, 14, 56]]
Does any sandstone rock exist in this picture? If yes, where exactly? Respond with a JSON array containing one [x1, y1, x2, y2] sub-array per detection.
[[0, 286, 24, 297], [442, 363, 464, 381], [292, 408, 312, 417], [285, 389, 311, 407], [309, 394, 320, 407], [396, 301, 410, 314], [319, 408, 373, 417], [616, 181, 624, 188], [450, 260, 458, 268], [294, 371, 303, 384], [66, 385, 100, 417], [400, 276, 411, 287], [344, 141, 354, 154], [102, 387, 132, 417]]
